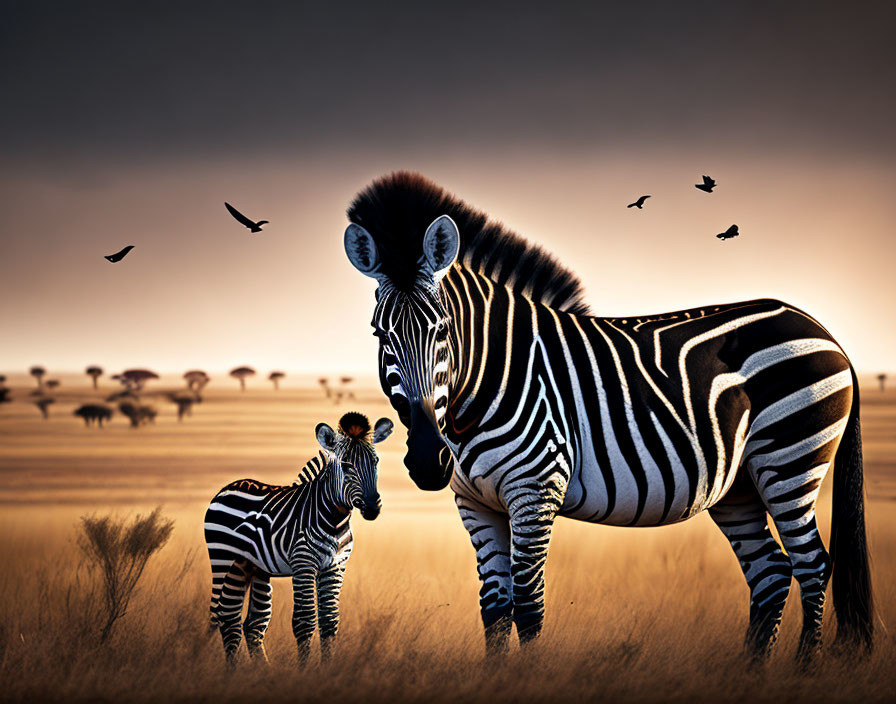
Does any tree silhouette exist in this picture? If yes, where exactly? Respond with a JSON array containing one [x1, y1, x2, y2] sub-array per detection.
[[268, 371, 285, 390], [33, 396, 54, 419], [118, 402, 156, 428], [183, 370, 210, 397], [167, 392, 197, 422], [120, 369, 159, 392], [0, 375, 10, 404], [46, 379, 60, 392], [86, 366, 103, 389], [229, 366, 256, 391], [878, 373, 888, 392], [29, 366, 46, 392], [318, 377, 331, 398], [339, 376, 355, 400], [74, 404, 113, 427]]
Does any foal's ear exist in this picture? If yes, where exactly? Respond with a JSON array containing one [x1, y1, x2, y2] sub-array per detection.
[[344, 223, 381, 278], [373, 417, 394, 443], [422, 215, 460, 281], [315, 422, 338, 451]]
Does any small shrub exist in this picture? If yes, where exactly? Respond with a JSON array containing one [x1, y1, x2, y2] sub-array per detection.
[[78, 507, 175, 642]]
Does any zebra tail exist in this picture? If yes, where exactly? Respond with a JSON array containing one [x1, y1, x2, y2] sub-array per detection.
[[830, 367, 874, 653]]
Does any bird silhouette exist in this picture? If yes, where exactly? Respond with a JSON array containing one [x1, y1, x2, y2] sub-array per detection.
[[104, 245, 134, 263], [716, 224, 739, 240], [695, 175, 716, 193], [627, 195, 651, 209], [225, 202, 269, 233]]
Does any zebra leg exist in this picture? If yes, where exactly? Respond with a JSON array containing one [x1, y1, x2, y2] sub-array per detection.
[[243, 573, 273, 663], [291, 566, 318, 664], [507, 484, 563, 645], [317, 565, 346, 662], [215, 561, 251, 662], [709, 487, 792, 661], [456, 495, 513, 655], [759, 464, 831, 665]]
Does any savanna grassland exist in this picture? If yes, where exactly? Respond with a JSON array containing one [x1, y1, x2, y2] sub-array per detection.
[[0, 377, 894, 703]]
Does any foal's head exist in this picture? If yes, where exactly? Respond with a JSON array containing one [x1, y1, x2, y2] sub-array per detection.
[[316, 412, 393, 520]]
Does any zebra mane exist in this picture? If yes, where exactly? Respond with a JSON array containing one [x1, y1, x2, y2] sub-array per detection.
[[293, 451, 330, 485], [347, 171, 590, 315]]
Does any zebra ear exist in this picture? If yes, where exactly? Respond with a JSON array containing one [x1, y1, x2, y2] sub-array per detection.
[[373, 417, 394, 443], [422, 215, 459, 281], [315, 422, 338, 452], [344, 223, 381, 278]]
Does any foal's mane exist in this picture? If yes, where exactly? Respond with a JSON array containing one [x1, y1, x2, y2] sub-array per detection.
[[347, 171, 590, 315]]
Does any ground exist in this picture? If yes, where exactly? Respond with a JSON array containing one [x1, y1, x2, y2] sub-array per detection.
[[0, 377, 893, 703]]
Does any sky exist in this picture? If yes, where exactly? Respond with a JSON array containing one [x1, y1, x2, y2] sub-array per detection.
[[1, 1, 894, 376]]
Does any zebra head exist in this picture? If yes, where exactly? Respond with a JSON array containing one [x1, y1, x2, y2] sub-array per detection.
[[316, 412, 393, 520], [344, 215, 460, 491]]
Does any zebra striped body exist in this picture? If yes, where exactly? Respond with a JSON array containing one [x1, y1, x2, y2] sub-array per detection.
[[345, 172, 873, 660], [443, 287, 849, 528], [204, 414, 392, 662]]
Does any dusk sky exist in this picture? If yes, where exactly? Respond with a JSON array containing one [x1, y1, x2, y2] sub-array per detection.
[[2, 1, 894, 375]]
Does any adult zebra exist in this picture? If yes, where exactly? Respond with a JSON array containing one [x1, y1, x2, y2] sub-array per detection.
[[343, 171, 873, 661], [205, 412, 393, 662]]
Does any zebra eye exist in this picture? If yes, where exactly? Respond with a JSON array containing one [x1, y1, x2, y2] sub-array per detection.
[[434, 322, 449, 341]]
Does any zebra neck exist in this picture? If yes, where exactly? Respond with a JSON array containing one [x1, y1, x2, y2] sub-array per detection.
[[444, 267, 527, 434]]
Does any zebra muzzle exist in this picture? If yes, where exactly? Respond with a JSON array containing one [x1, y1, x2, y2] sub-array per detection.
[[356, 494, 382, 520], [405, 401, 453, 491]]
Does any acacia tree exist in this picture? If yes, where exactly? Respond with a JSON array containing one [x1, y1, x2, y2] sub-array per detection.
[[0, 375, 10, 404], [183, 370, 210, 396], [29, 366, 46, 392], [120, 369, 159, 392], [86, 366, 103, 389], [33, 397, 54, 419], [46, 379, 60, 391], [268, 371, 285, 390], [878, 373, 888, 392], [229, 366, 255, 391], [168, 392, 195, 422], [318, 377, 331, 398]]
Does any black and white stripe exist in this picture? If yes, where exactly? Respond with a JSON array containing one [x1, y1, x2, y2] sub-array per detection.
[[204, 413, 393, 662], [344, 172, 873, 660]]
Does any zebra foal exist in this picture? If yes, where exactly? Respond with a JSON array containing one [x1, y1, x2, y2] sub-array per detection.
[[205, 412, 393, 663]]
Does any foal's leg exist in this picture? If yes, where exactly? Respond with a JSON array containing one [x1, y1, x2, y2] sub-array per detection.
[[243, 572, 273, 662], [317, 565, 346, 661], [291, 565, 318, 663], [709, 483, 792, 661], [456, 495, 513, 655], [216, 560, 251, 662]]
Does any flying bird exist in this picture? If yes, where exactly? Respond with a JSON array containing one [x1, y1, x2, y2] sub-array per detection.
[[104, 245, 134, 263], [627, 195, 651, 209], [716, 224, 739, 241], [695, 175, 716, 193], [225, 202, 269, 233]]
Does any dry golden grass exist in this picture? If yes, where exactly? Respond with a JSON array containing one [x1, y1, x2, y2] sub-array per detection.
[[1, 380, 894, 703]]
